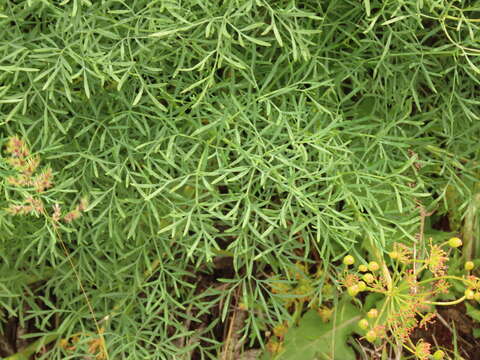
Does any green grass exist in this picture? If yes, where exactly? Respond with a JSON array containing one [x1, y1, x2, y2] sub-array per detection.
[[1, 0, 480, 359]]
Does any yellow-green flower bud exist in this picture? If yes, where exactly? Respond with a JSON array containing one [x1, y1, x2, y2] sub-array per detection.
[[465, 289, 475, 300], [367, 308, 378, 319], [368, 261, 380, 272], [448, 237, 462, 248], [432, 350, 445, 360], [358, 318, 369, 330], [347, 285, 359, 297], [358, 264, 368, 272], [465, 261, 475, 271], [343, 255, 355, 266], [363, 273, 374, 284], [365, 330, 376, 343], [357, 281, 367, 292]]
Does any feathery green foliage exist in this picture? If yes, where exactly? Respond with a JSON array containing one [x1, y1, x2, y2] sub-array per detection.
[[1, 0, 480, 358]]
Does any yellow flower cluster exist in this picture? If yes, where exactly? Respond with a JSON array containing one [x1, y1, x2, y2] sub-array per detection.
[[341, 238, 476, 360]]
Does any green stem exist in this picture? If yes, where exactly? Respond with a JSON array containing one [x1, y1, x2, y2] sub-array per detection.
[[423, 296, 466, 306], [463, 192, 480, 260], [417, 275, 468, 286], [292, 300, 304, 324]]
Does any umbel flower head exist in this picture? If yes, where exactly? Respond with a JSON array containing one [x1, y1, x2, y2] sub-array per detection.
[[414, 340, 431, 360], [340, 238, 475, 359], [5, 136, 30, 158], [4, 136, 51, 192], [426, 244, 448, 276], [3, 135, 87, 225]]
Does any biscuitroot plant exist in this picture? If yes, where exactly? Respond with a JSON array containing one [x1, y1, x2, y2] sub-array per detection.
[[341, 238, 478, 360]]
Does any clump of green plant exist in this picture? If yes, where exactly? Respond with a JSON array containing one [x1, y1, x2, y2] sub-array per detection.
[[2, 0, 480, 358], [341, 238, 479, 359]]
